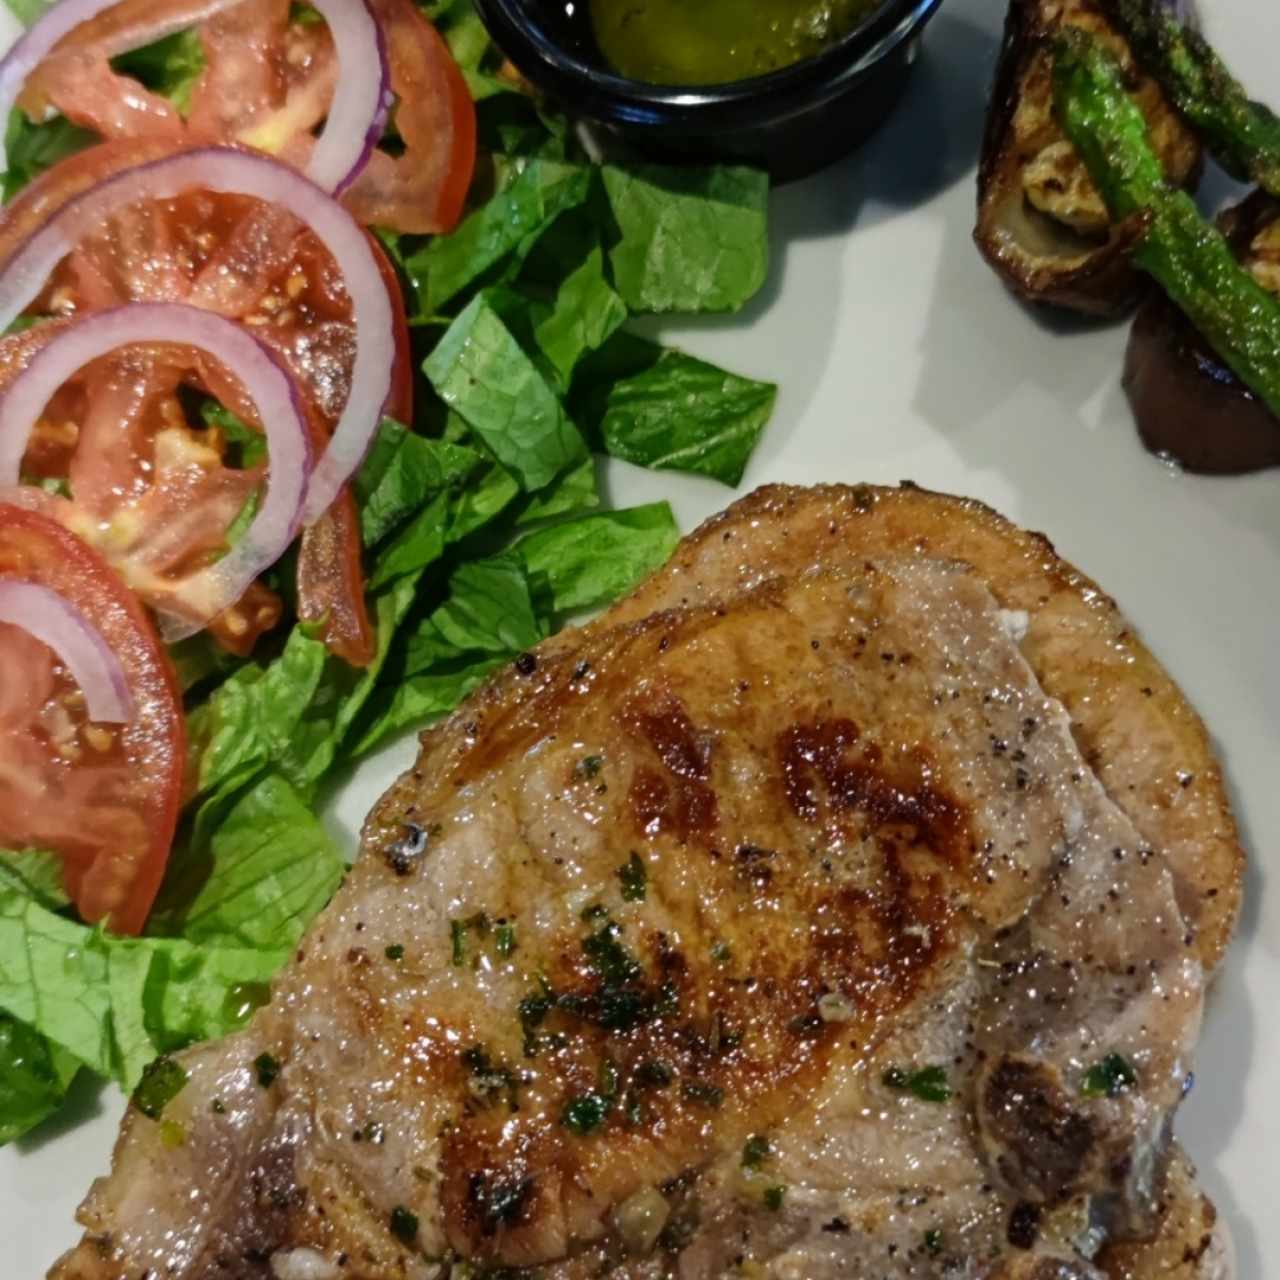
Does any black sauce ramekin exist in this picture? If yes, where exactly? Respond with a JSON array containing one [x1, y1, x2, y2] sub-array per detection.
[[472, 0, 947, 181]]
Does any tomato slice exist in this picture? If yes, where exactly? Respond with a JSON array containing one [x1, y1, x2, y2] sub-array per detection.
[[186, 0, 335, 168], [13, 0, 476, 235], [343, 0, 477, 235], [0, 140, 416, 666], [0, 503, 185, 935], [0, 323, 279, 646]]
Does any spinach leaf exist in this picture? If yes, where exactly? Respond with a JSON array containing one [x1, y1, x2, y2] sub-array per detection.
[[602, 164, 770, 313], [349, 554, 544, 756]]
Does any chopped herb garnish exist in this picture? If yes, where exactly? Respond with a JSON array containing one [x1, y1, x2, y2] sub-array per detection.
[[253, 1052, 280, 1088], [519, 991, 554, 1028], [389, 1205, 419, 1244], [385, 943, 405, 960], [598, 1056, 619, 1099], [634, 1058, 674, 1088], [924, 1228, 944, 1256], [1082, 1053, 1138, 1098], [655, 981, 680, 1018], [211, 1098, 226, 1115], [710, 941, 732, 964], [763, 1184, 787, 1211], [883, 1064, 951, 1103], [518, 988, 556, 1056], [741, 1133, 770, 1169], [131, 1055, 189, 1120], [461, 1045, 520, 1110], [580, 902, 609, 923], [450, 913, 494, 967], [562, 1090, 611, 1135], [574, 754, 604, 780], [495, 924, 516, 957], [681, 1080, 724, 1108], [583, 921, 644, 985], [618, 851, 647, 902]]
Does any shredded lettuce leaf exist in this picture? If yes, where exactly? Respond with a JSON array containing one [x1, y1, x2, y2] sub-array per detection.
[[2, 110, 94, 202], [109, 28, 205, 116], [150, 771, 344, 951], [602, 164, 770, 313], [515, 503, 679, 614], [0, 1012, 79, 1144], [573, 333, 776, 486], [405, 159, 592, 316], [0, 884, 285, 1090], [0, 0, 779, 1146], [424, 292, 590, 490]]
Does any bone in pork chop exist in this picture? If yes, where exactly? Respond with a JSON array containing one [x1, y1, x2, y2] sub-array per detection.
[[51, 486, 1241, 1280]]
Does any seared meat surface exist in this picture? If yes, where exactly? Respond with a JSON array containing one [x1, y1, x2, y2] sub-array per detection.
[[51, 486, 1241, 1280]]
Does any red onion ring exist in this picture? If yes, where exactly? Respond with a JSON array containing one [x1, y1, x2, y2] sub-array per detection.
[[300, 0, 392, 195], [0, 146, 394, 525], [0, 0, 390, 194], [0, 578, 133, 722], [0, 302, 311, 639]]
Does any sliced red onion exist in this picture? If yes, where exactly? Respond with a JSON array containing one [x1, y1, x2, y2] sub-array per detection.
[[0, 0, 390, 195], [304, 0, 391, 195], [0, 0, 246, 174], [0, 302, 311, 639], [0, 579, 132, 721], [0, 146, 394, 524]]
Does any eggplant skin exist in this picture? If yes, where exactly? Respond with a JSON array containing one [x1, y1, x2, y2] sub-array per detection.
[[1125, 190, 1280, 473], [975, 0, 1202, 317]]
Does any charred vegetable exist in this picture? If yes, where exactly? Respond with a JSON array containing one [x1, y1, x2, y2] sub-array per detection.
[[1125, 190, 1280, 473], [1103, 0, 1280, 195], [1053, 32, 1280, 449], [975, 0, 1201, 315]]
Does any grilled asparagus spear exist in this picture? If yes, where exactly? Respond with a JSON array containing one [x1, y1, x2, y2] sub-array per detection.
[[1052, 29, 1280, 421], [1104, 0, 1280, 195]]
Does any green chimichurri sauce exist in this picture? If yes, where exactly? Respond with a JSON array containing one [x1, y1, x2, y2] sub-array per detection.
[[589, 0, 884, 86]]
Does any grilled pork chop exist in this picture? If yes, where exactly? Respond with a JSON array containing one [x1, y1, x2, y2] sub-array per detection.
[[51, 486, 1242, 1280]]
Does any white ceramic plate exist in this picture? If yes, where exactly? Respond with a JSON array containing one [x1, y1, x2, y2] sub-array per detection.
[[4, 0, 1279, 1272]]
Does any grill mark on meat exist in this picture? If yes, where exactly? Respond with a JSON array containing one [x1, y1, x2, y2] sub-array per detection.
[[779, 719, 969, 869], [983, 1057, 1099, 1206], [620, 690, 718, 840]]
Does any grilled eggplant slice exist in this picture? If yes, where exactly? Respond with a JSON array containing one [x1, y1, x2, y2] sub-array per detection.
[[1125, 188, 1280, 472], [976, 0, 1202, 316]]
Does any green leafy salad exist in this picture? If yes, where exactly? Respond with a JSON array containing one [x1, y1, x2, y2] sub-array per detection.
[[0, 0, 777, 1143]]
